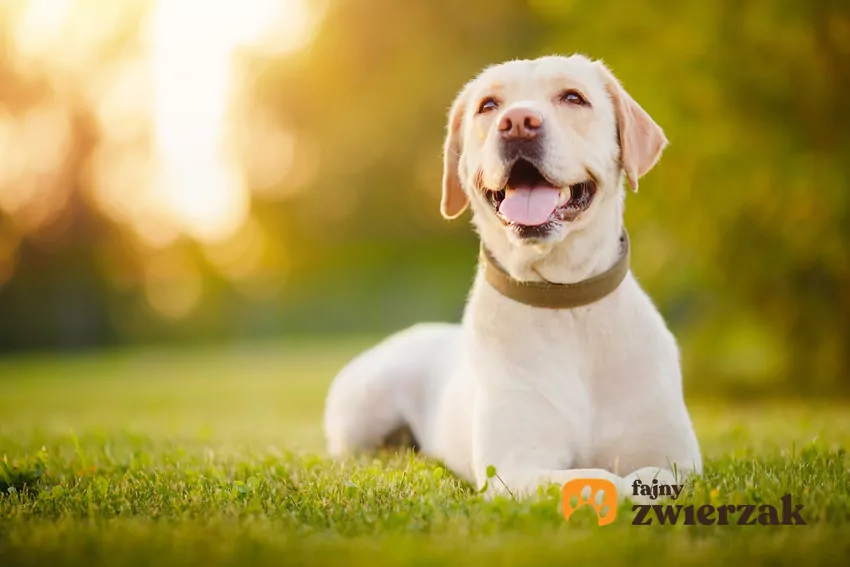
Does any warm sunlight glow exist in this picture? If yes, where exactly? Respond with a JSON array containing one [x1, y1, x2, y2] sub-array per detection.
[[149, 0, 312, 245], [0, 0, 319, 318], [0, 100, 73, 234], [11, 0, 74, 61]]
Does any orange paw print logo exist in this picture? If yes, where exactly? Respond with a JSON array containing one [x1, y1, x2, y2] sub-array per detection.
[[561, 479, 618, 526]]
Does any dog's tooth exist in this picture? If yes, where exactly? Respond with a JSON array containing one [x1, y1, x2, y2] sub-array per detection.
[[558, 188, 571, 207]]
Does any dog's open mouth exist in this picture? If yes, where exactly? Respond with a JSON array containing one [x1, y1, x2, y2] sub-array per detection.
[[485, 159, 596, 227]]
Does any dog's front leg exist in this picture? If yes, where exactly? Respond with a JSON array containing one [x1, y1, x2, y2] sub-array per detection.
[[470, 383, 632, 500]]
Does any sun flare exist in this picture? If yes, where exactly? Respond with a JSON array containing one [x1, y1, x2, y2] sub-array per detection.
[[149, 0, 312, 245]]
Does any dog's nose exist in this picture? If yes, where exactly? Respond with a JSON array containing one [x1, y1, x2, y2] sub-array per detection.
[[498, 107, 543, 140]]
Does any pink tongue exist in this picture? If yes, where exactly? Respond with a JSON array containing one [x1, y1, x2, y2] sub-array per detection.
[[498, 186, 561, 226]]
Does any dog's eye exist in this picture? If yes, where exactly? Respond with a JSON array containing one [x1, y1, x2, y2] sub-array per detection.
[[560, 90, 589, 106], [477, 97, 499, 114]]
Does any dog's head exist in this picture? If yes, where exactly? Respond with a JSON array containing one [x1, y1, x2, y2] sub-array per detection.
[[440, 54, 667, 250]]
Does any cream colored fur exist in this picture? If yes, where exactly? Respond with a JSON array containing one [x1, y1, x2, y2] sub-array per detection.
[[323, 54, 702, 502]]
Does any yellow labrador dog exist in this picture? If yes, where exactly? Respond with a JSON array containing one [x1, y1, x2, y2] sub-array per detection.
[[323, 54, 702, 501]]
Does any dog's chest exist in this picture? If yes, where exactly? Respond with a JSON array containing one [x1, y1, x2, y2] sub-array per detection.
[[466, 274, 668, 416]]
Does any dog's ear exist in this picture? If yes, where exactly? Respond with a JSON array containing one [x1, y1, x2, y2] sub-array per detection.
[[598, 62, 668, 192], [440, 85, 470, 219]]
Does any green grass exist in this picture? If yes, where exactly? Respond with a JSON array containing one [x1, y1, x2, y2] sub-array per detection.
[[1, 337, 849, 566]]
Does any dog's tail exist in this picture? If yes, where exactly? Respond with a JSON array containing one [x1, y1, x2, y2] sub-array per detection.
[[323, 323, 459, 457]]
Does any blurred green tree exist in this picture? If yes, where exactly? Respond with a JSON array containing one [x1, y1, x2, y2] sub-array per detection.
[[0, 0, 847, 397]]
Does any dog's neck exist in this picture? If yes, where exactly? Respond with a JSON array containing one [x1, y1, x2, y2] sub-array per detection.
[[476, 193, 625, 285]]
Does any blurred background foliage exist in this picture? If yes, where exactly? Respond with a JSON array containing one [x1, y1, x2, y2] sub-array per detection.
[[0, 0, 847, 397]]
